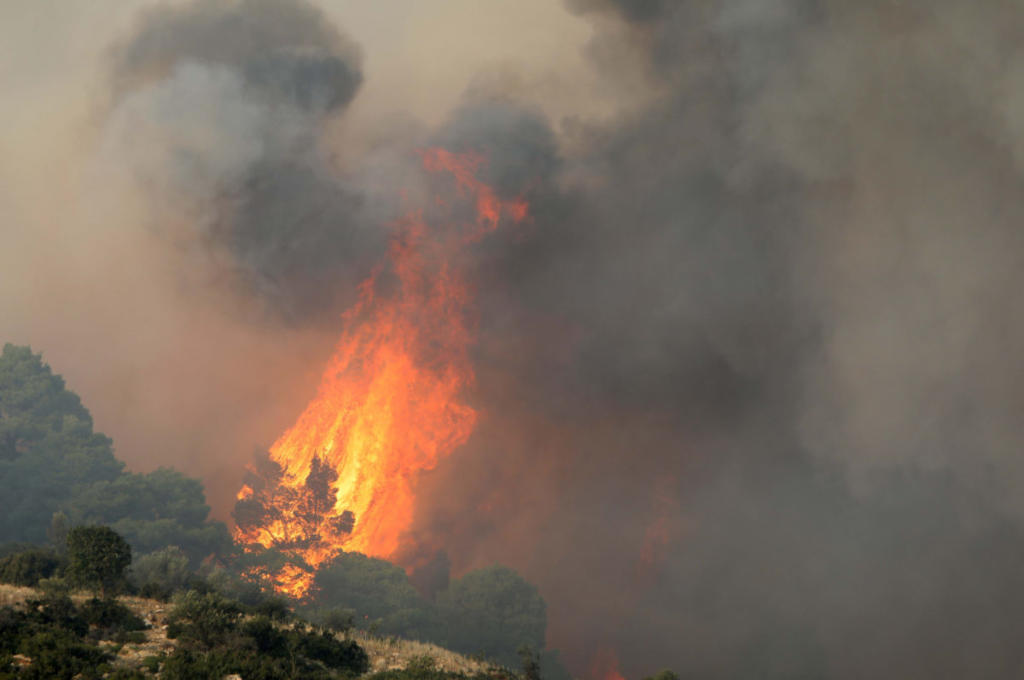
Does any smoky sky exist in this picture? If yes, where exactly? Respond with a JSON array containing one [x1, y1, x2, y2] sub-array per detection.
[[104, 0, 384, 322], [10, 0, 1024, 678], [411, 2, 1024, 679]]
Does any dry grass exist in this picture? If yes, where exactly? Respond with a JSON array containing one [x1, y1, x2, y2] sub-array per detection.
[[351, 630, 493, 675], [0, 583, 33, 608]]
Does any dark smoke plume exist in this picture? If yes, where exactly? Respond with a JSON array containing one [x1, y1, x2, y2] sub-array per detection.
[[405, 2, 1024, 679], [104, 0, 383, 322]]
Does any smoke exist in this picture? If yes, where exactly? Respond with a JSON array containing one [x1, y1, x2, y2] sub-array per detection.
[[406, 1, 1024, 678], [102, 0, 381, 322], [7, 0, 1024, 678]]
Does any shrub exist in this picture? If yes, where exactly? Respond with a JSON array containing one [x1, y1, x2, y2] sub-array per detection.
[[0, 548, 63, 586], [250, 596, 292, 622], [107, 669, 147, 680], [292, 625, 369, 673], [66, 526, 131, 597], [130, 546, 191, 599], [437, 566, 547, 667], [79, 597, 146, 633], [166, 591, 242, 649], [18, 628, 110, 679], [312, 552, 435, 638], [312, 607, 356, 635]]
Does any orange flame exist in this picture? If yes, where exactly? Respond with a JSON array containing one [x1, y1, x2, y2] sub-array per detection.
[[233, 149, 527, 598], [590, 647, 626, 680]]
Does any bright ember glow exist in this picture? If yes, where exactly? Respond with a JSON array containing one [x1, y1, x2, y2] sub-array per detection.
[[232, 149, 528, 598]]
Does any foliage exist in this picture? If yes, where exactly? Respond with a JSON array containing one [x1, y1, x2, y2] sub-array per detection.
[[107, 669, 147, 680], [0, 344, 231, 564], [0, 594, 107, 680], [0, 592, 144, 678], [162, 591, 368, 679], [69, 468, 233, 564], [0, 344, 123, 544], [78, 597, 146, 634], [437, 566, 546, 668], [66, 526, 131, 597], [309, 607, 356, 635], [201, 562, 287, 607], [308, 555, 559, 671], [0, 548, 63, 587], [130, 546, 192, 600], [312, 551, 437, 638], [167, 590, 243, 649]]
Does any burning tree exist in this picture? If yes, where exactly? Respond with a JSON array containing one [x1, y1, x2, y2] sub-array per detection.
[[232, 148, 528, 597]]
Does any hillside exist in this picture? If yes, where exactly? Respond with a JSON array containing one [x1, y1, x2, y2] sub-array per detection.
[[0, 583, 513, 680]]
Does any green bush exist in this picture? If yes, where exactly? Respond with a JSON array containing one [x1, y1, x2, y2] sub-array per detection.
[[0, 596, 108, 680], [130, 546, 191, 600], [0, 548, 63, 586], [166, 591, 243, 649], [162, 593, 368, 680], [107, 669, 147, 680], [66, 526, 131, 597], [18, 628, 110, 679], [437, 566, 546, 668], [293, 625, 368, 672], [312, 552, 436, 638], [78, 597, 146, 634]]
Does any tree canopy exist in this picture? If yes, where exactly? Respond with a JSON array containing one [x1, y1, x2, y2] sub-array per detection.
[[66, 525, 132, 597], [0, 344, 230, 563], [0, 344, 123, 543], [438, 565, 547, 668], [313, 551, 437, 638]]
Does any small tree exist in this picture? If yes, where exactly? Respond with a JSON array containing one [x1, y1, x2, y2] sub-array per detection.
[[66, 525, 131, 597]]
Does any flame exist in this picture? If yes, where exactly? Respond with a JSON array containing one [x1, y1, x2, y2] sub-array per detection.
[[589, 648, 626, 680], [233, 148, 527, 598]]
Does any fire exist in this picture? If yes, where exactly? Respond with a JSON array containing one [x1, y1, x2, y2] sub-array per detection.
[[590, 648, 626, 680], [233, 148, 527, 598]]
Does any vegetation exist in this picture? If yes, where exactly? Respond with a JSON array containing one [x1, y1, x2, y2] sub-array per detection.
[[158, 589, 369, 679], [66, 526, 132, 597], [0, 343, 570, 676], [129, 546, 192, 601], [365, 654, 513, 680], [0, 344, 231, 564], [312, 552, 438, 639], [0, 549, 62, 587], [438, 566, 546, 668], [0, 591, 132, 679]]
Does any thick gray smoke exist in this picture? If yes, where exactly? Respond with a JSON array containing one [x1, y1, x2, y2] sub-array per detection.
[[90, 1, 1024, 678], [406, 2, 1024, 679], [102, 0, 385, 321]]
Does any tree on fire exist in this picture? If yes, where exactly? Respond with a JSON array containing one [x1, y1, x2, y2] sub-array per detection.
[[233, 451, 354, 551]]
